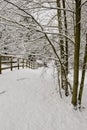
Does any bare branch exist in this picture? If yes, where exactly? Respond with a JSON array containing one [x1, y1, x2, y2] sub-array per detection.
[[2, 0, 75, 44], [81, 0, 87, 7]]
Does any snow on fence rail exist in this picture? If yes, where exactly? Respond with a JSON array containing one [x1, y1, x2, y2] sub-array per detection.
[[0, 55, 40, 74]]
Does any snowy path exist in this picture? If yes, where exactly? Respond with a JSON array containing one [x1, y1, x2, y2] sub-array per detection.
[[0, 68, 87, 130]]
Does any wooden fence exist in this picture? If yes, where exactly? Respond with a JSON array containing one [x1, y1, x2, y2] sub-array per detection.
[[0, 55, 40, 74]]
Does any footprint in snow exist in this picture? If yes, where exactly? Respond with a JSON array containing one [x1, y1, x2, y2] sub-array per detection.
[[17, 78, 29, 81], [0, 90, 6, 95]]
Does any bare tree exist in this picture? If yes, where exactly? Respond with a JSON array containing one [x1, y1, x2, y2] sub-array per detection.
[[78, 33, 87, 107], [72, 0, 81, 107]]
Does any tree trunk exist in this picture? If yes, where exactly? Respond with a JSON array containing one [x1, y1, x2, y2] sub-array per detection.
[[56, 0, 69, 96], [78, 33, 87, 106], [56, 0, 65, 90], [72, 0, 81, 106], [62, 0, 69, 95], [62, 0, 68, 76], [0, 55, 1, 74]]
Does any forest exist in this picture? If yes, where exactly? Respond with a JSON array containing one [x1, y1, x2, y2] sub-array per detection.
[[0, 0, 87, 109]]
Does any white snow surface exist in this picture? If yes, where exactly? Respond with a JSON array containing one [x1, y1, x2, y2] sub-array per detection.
[[0, 67, 87, 130]]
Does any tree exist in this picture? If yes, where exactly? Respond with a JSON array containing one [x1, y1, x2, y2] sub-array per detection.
[[78, 33, 87, 106], [72, 0, 81, 107], [56, 0, 65, 90], [62, 0, 68, 76]]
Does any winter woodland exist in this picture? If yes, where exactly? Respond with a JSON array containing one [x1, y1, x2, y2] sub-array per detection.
[[0, 1, 87, 128]]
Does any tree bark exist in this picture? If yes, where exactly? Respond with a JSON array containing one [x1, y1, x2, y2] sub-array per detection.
[[78, 33, 87, 106], [62, 0, 68, 76], [72, 0, 81, 106], [56, 0, 65, 89], [0, 55, 1, 74]]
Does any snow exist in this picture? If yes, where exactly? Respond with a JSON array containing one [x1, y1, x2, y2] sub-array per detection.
[[0, 67, 87, 130]]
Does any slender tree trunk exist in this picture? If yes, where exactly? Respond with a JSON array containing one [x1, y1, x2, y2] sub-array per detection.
[[56, 0, 69, 96], [62, 0, 68, 76], [62, 0, 69, 95], [0, 55, 1, 74], [55, 61, 62, 98], [78, 33, 87, 106], [56, 0, 65, 89], [72, 0, 81, 106]]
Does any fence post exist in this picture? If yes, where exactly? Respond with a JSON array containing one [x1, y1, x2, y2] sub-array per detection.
[[31, 61, 32, 68], [29, 60, 30, 68], [26, 60, 28, 68], [10, 57, 13, 71], [22, 59, 24, 68], [17, 58, 19, 70], [0, 55, 1, 74]]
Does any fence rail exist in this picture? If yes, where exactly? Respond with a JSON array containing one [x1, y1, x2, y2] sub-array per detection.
[[0, 55, 41, 74]]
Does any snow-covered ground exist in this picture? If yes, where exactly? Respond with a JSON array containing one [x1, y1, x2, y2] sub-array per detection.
[[0, 67, 87, 130]]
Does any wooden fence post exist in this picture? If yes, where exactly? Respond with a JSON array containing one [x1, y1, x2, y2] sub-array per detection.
[[0, 55, 1, 74], [17, 58, 19, 70], [28, 60, 30, 68], [31, 62, 33, 69], [22, 59, 24, 68], [10, 57, 13, 71], [26, 60, 28, 68]]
